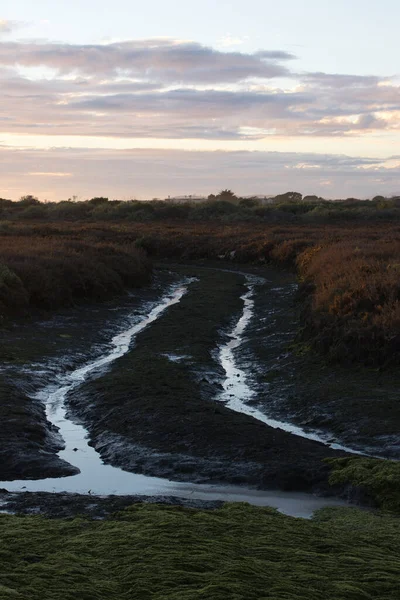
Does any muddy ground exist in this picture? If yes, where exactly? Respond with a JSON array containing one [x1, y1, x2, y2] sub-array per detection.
[[66, 266, 348, 494], [0, 379, 78, 480], [238, 269, 400, 457], [0, 490, 222, 518], [0, 270, 180, 480], [1, 261, 399, 505]]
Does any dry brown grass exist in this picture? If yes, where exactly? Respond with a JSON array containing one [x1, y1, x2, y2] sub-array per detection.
[[0, 232, 151, 318], [297, 240, 400, 363], [2, 219, 400, 363]]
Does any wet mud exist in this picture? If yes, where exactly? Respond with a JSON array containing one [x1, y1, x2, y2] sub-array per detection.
[[0, 379, 78, 480], [236, 270, 400, 458], [1, 262, 398, 514], [0, 270, 181, 480], [65, 266, 348, 494]]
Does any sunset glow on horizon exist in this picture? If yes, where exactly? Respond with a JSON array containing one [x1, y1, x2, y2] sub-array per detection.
[[1, 0, 400, 200]]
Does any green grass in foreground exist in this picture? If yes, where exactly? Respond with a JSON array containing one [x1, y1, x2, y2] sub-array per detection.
[[0, 503, 399, 599]]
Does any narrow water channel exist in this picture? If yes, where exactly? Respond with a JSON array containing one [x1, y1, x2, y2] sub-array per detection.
[[217, 275, 367, 456], [0, 276, 354, 518]]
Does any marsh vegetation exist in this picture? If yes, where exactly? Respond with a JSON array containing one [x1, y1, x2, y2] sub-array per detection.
[[1, 503, 400, 599], [1, 208, 399, 598]]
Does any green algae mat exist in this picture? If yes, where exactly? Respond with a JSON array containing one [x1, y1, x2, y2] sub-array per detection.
[[327, 457, 400, 513], [0, 503, 399, 599]]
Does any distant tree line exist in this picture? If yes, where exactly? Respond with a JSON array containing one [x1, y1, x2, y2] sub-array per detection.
[[1, 190, 400, 223]]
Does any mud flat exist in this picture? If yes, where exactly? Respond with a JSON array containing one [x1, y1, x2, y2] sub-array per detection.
[[233, 268, 400, 458], [0, 270, 181, 480], [2, 263, 396, 508], [66, 266, 349, 494], [0, 487, 354, 519], [0, 379, 78, 480], [0, 261, 399, 600]]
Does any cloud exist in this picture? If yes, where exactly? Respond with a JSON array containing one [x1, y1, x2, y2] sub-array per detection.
[[69, 88, 310, 115], [0, 36, 398, 143], [1, 146, 399, 201], [0, 38, 294, 83], [28, 171, 72, 177], [0, 19, 20, 35], [1, 34, 399, 202], [2, 67, 398, 141], [301, 72, 385, 88], [255, 50, 296, 61], [217, 34, 248, 48]]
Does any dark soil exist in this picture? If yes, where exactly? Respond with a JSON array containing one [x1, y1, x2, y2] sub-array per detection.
[[0, 490, 222, 518], [0, 270, 181, 480], [67, 266, 348, 494], [0, 379, 78, 480], [2, 261, 397, 499], [237, 271, 400, 457]]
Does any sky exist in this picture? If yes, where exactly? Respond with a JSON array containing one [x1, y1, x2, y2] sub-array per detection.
[[1, 0, 400, 201]]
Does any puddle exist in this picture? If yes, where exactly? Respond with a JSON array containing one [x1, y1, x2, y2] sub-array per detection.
[[162, 353, 191, 363]]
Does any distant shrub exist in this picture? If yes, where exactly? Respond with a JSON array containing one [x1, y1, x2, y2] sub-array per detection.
[[17, 195, 40, 207], [88, 197, 109, 205], [18, 205, 48, 220], [238, 197, 260, 208], [2, 194, 400, 225], [275, 202, 316, 215], [48, 201, 91, 220], [191, 200, 239, 220], [0, 263, 29, 317], [273, 191, 303, 203]]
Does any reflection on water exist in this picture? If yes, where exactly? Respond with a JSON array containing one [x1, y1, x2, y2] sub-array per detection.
[[0, 283, 192, 496], [217, 276, 367, 456], [0, 276, 353, 518]]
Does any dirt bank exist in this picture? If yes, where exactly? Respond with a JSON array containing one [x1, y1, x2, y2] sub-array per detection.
[[0, 380, 78, 480], [0, 271, 181, 481], [0, 490, 222, 518]]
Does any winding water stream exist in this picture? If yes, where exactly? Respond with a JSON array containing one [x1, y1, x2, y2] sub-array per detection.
[[218, 275, 367, 456], [0, 276, 354, 518]]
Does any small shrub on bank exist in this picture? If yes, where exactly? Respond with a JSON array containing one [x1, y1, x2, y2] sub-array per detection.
[[327, 457, 400, 512], [0, 263, 28, 317]]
